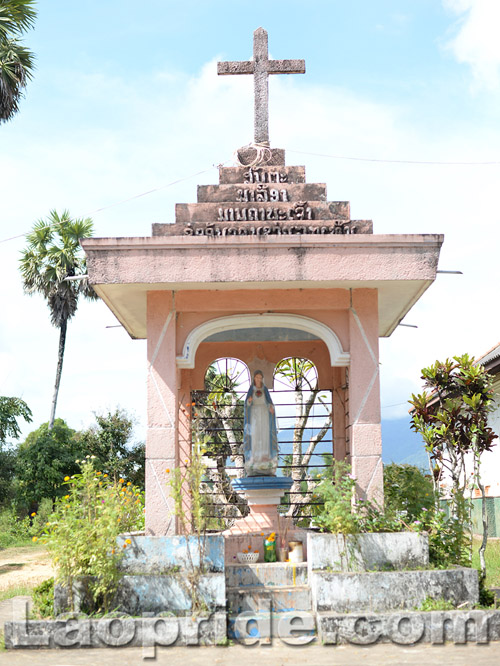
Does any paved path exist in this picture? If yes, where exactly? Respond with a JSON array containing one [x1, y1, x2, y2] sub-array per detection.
[[1, 643, 500, 665], [2, 597, 500, 665]]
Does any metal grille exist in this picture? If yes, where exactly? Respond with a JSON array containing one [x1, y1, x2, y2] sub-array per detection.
[[191, 385, 334, 525]]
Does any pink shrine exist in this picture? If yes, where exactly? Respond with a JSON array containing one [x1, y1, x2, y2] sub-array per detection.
[[81, 29, 443, 555]]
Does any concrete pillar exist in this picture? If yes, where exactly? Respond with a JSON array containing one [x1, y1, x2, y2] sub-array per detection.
[[145, 291, 179, 535], [332, 366, 348, 462], [348, 289, 383, 506]]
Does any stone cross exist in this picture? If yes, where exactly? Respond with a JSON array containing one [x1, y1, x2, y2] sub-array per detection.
[[217, 27, 305, 146]]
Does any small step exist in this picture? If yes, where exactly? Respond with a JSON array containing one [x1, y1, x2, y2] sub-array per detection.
[[225, 562, 308, 588], [228, 611, 316, 643], [227, 584, 312, 614]]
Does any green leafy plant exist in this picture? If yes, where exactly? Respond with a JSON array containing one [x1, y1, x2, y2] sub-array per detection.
[[409, 354, 497, 577], [312, 460, 358, 534], [167, 438, 211, 615], [383, 463, 435, 523], [418, 596, 456, 611], [411, 505, 470, 567], [41, 457, 144, 613], [32, 578, 54, 618]]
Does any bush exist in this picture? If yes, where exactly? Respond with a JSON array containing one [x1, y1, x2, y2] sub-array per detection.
[[32, 578, 54, 618], [41, 457, 144, 613], [383, 463, 434, 523]]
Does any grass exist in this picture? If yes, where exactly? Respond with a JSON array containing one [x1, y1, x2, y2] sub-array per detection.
[[472, 537, 500, 588], [0, 583, 38, 603]]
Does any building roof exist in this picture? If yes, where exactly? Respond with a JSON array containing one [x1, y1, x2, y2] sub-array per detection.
[[478, 342, 500, 376]]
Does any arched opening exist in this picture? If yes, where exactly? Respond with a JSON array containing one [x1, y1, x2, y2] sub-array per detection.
[[273, 357, 334, 525]]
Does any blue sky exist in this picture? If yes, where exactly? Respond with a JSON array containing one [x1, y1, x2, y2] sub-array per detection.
[[1, 0, 500, 446]]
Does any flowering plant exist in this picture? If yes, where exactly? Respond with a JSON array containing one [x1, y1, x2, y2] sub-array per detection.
[[41, 457, 144, 613]]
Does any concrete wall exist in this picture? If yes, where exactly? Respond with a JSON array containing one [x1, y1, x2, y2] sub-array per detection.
[[307, 532, 429, 575]]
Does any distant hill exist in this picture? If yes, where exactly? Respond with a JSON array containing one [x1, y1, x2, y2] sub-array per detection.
[[381, 417, 428, 469], [277, 418, 428, 470]]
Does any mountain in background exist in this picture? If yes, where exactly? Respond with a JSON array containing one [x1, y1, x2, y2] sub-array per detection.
[[277, 416, 428, 470], [381, 417, 428, 469]]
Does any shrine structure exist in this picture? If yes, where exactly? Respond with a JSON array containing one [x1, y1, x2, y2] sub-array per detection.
[[81, 28, 443, 539]]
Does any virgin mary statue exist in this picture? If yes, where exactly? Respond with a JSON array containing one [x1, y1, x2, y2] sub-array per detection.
[[243, 370, 278, 476]]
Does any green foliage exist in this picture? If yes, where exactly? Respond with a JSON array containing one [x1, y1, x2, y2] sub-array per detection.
[[20, 210, 98, 427], [409, 354, 497, 508], [168, 439, 211, 615], [15, 420, 83, 507], [32, 578, 54, 618], [0, 444, 17, 505], [312, 460, 358, 534], [0, 396, 32, 442], [0, 0, 36, 122], [76, 409, 145, 490], [418, 596, 456, 611], [412, 504, 470, 567], [383, 463, 435, 523], [0, 498, 52, 548], [478, 573, 495, 607], [41, 458, 144, 613]]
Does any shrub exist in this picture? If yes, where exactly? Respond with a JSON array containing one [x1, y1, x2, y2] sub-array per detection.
[[383, 463, 434, 523], [41, 457, 144, 613], [32, 578, 54, 618], [313, 460, 358, 534]]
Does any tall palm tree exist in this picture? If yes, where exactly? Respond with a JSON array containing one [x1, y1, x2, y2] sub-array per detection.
[[0, 0, 36, 122], [20, 210, 98, 429]]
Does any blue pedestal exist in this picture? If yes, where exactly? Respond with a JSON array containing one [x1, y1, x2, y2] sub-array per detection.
[[232, 476, 293, 493]]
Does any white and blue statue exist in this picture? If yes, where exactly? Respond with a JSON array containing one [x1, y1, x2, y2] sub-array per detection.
[[243, 370, 278, 476]]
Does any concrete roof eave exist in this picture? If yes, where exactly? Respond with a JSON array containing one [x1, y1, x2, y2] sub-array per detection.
[[82, 233, 444, 340]]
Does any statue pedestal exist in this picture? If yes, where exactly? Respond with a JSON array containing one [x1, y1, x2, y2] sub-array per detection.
[[223, 476, 293, 536]]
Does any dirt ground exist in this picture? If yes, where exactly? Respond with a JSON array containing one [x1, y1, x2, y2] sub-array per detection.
[[0, 545, 53, 592]]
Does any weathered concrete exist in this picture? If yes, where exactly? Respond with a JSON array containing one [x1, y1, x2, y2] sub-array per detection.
[[174, 201, 351, 223], [307, 532, 429, 574], [225, 562, 308, 588], [152, 219, 372, 237], [219, 164, 306, 184], [316, 610, 500, 645], [54, 573, 225, 616], [311, 568, 479, 613], [227, 585, 312, 614], [116, 534, 225, 573], [4, 612, 228, 649], [197, 183, 327, 203], [228, 610, 316, 642]]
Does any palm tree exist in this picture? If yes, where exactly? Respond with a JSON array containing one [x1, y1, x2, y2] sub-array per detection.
[[20, 210, 98, 429], [0, 0, 36, 122]]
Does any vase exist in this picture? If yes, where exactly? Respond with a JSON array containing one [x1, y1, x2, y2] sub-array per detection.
[[277, 546, 289, 562]]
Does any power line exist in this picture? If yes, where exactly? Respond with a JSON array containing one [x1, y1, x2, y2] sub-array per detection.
[[0, 163, 225, 245], [288, 149, 500, 166]]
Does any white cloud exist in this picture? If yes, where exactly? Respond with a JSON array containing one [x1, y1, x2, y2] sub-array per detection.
[[443, 0, 500, 89]]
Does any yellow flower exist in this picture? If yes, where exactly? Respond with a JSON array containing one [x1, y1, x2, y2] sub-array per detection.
[[32, 536, 37, 542], [103, 474, 108, 478], [125, 538, 132, 545], [127, 481, 131, 486], [123, 544, 127, 549], [64, 476, 70, 481], [31, 512, 36, 517], [64, 495, 70, 500], [185, 459, 189, 464], [96, 471, 101, 476], [166, 468, 170, 473], [119, 478, 125, 484]]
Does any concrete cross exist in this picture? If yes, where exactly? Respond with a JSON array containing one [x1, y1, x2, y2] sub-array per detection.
[[217, 27, 305, 146]]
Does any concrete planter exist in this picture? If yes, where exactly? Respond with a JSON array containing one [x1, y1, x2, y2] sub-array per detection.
[[307, 531, 429, 574], [54, 534, 226, 616]]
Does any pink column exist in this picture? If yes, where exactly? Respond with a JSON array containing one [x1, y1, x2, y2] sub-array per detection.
[[348, 289, 384, 505], [145, 291, 179, 535]]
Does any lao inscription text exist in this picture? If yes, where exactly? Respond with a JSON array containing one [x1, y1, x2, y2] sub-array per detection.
[[237, 186, 289, 203], [218, 201, 311, 222], [185, 221, 359, 236], [244, 168, 288, 184]]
